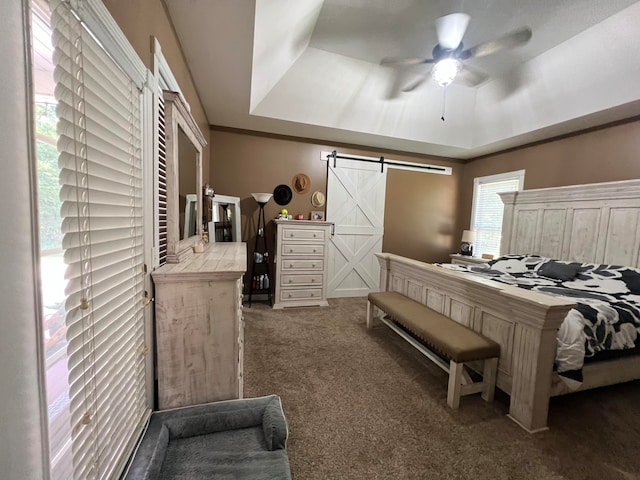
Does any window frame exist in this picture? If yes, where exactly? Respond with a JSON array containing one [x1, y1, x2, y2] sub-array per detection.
[[470, 169, 525, 257]]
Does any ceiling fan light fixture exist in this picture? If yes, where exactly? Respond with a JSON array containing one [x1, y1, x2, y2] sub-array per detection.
[[432, 58, 461, 87]]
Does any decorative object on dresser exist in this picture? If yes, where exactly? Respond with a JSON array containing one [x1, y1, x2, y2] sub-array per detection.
[[273, 219, 333, 309], [248, 193, 273, 307], [460, 229, 476, 256], [310, 210, 325, 221], [152, 243, 246, 409]]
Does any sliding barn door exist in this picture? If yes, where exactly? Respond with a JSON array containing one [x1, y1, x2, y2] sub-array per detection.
[[326, 159, 387, 297]]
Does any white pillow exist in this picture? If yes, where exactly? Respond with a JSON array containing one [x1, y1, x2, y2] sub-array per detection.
[[490, 258, 528, 274]]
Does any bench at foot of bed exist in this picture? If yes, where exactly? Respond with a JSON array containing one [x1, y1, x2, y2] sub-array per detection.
[[367, 291, 500, 409]]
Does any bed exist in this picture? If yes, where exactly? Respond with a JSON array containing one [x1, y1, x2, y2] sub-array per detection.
[[375, 179, 640, 433]]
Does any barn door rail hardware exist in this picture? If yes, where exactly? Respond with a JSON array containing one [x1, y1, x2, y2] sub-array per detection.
[[326, 150, 451, 175]]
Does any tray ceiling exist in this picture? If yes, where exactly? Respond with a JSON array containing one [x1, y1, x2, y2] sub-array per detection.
[[164, 0, 640, 159]]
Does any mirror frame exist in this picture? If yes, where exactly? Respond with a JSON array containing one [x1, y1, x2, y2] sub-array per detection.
[[163, 90, 207, 263]]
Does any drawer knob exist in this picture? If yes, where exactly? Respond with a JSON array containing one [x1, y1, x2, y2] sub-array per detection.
[[289, 264, 293, 268], [289, 248, 293, 252], [313, 249, 317, 252], [290, 233, 294, 237], [313, 234, 317, 237], [310, 293, 314, 297], [288, 279, 292, 283], [288, 293, 292, 298], [311, 278, 315, 282], [312, 264, 316, 268]]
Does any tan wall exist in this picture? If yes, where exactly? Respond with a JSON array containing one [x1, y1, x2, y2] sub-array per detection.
[[210, 129, 463, 282], [102, 0, 640, 267], [458, 120, 640, 233], [383, 168, 460, 262], [103, 0, 210, 180]]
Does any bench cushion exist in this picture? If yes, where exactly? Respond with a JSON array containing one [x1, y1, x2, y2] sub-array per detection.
[[368, 291, 500, 363]]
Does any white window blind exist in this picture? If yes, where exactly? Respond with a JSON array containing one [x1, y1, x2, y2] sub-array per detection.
[[471, 171, 524, 258], [52, 1, 149, 478]]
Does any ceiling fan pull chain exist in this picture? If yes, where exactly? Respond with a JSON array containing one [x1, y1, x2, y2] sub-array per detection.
[[441, 86, 447, 122]]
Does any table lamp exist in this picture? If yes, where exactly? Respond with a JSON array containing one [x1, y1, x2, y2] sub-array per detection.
[[460, 230, 476, 256]]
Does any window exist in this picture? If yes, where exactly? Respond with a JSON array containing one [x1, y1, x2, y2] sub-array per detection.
[[470, 170, 525, 258], [35, 0, 152, 478], [32, 2, 75, 476]]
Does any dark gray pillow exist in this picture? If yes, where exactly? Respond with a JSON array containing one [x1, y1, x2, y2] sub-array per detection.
[[621, 269, 640, 294], [538, 260, 581, 281]]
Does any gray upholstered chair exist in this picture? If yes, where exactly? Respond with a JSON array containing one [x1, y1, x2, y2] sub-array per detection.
[[123, 395, 291, 479]]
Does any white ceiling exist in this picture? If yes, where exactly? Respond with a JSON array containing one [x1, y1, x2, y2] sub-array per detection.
[[164, 0, 640, 159]]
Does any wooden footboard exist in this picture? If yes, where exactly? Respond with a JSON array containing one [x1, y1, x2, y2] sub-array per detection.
[[375, 253, 575, 433]]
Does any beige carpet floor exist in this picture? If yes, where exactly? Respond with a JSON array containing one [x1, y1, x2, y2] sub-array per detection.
[[243, 297, 640, 480]]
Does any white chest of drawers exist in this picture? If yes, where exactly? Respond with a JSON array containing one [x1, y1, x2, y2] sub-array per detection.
[[273, 219, 333, 309]]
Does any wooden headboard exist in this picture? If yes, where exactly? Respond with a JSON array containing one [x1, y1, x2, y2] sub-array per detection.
[[499, 179, 640, 268]]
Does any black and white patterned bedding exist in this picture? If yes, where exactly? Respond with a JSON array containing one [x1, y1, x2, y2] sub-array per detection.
[[439, 255, 640, 389]]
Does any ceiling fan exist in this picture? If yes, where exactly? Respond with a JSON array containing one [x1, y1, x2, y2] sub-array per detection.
[[381, 13, 532, 92]]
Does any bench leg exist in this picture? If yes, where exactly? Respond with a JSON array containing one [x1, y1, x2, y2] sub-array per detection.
[[366, 300, 375, 329], [481, 357, 498, 402], [447, 360, 464, 409]]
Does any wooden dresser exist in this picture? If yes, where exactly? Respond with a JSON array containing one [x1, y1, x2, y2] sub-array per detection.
[[152, 242, 246, 409], [273, 219, 332, 309]]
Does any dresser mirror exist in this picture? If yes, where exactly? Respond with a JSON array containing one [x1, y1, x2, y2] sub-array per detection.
[[163, 90, 207, 263], [178, 126, 198, 240]]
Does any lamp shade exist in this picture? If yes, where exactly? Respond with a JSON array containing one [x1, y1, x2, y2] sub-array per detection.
[[461, 230, 476, 243], [251, 192, 272, 204]]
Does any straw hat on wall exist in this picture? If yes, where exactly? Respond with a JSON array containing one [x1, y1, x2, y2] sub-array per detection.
[[292, 173, 310, 194], [311, 191, 326, 208]]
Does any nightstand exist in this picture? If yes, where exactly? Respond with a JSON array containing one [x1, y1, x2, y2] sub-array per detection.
[[449, 254, 491, 266]]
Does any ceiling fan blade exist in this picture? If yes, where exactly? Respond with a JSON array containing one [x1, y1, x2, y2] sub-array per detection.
[[436, 12, 470, 49], [383, 68, 412, 99], [456, 65, 489, 87], [461, 27, 532, 59], [402, 74, 429, 92], [380, 56, 434, 67]]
